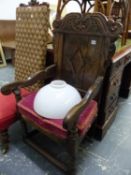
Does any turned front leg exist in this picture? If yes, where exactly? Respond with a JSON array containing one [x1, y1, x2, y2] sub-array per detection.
[[0, 129, 9, 154], [66, 130, 79, 175]]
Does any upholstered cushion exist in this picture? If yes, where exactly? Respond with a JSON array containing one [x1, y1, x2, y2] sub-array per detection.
[[0, 88, 30, 131], [18, 92, 97, 139]]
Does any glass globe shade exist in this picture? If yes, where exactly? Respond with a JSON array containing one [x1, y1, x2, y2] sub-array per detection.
[[33, 80, 82, 119]]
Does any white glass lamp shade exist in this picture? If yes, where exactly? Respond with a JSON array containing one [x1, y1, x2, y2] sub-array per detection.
[[33, 80, 82, 119]]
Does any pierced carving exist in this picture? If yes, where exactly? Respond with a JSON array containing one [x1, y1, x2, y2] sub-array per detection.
[[56, 0, 95, 19], [20, 0, 49, 7], [54, 12, 122, 38]]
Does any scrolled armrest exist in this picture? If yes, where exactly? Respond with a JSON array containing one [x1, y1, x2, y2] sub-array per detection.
[[63, 76, 103, 131], [1, 64, 56, 95]]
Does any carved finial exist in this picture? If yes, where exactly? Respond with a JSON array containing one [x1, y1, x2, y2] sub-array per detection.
[[19, 0, 49, 7], [28, 0, 39, 6]]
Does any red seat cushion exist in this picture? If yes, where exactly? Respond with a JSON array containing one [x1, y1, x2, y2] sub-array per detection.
[[18, 92, 97, 139], [0, 88, 30, 131]]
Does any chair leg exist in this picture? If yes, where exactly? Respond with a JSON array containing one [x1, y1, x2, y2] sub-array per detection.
[[67, 133, 79, 175], [0, 130, 9, 154], [20, 118, 29, 136]]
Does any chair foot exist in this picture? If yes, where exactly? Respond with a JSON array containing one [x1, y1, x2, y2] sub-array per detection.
[[66, 169, 76, 175], [0, 130, 9, 154]]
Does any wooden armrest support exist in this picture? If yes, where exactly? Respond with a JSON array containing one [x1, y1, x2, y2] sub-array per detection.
[[1, 64, 56, 95], [63, 76, 103, 131]]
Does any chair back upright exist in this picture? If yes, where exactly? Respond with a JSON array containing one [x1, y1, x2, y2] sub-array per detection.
[[94, 0, 131, 46], [15, 2, 50, 91]]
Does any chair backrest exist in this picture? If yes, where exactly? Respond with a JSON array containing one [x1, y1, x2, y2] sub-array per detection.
[[110, 0, 131, 46], [56, 0, 95, 20], [15, 2, 50, 91], [109, 0, 127, 23], [94, 0, 112, 17], [94, 0, 131, 46], [53, 12, 122, 92]]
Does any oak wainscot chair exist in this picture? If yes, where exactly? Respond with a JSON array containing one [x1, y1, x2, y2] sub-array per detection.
[[0, 1, 50, 153], [1, 12, 121, 174]]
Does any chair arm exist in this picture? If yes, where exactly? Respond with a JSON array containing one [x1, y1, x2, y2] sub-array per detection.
[[63, 76, 103, 132], [1, 64, 56, 96]]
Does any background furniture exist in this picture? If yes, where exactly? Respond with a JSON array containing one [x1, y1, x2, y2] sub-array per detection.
[[94, 0, 131, 46], [94, 0, 112, 16], [95, 45, 131, 140], [14, 2, 50, 91], [0, 20, 15, 66], [0, 42, 6, 67], [0, 20, 16, 65], [0, 1, 50, 153], [119, 47, 131, 98], [92, 0, 131, 139], [129, 5, 131, 32], [56, 0, 95, 19]]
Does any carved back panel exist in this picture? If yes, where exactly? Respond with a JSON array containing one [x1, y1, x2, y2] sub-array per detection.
[[53, 12, 122, 91]]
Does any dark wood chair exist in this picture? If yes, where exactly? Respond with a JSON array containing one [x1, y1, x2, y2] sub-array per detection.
[[1, 12, 121, 174]]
